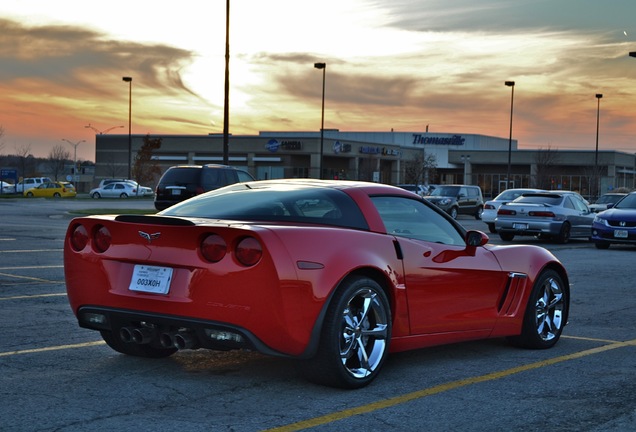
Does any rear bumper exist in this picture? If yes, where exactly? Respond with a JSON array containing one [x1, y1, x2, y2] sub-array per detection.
[[496, 220, 562, 236], [77, 306, 291, 357]]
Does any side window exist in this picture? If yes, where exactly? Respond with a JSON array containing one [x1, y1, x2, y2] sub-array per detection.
[[237, 170, 254, 182], [572, 196, 589, 212], [371, 196, 465, 246], [459, 187, 467, 197], [468, 188, 478, 198], [562, 196, 575, 210]]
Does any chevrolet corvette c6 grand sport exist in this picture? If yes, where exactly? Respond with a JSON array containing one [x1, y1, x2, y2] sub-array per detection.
[[64, 179, 570, 389]]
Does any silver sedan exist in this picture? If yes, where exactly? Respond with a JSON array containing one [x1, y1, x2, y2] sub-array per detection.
[[89, 182, 140, 199], [495, 191, 595, 243], [482, 188, 545, 233]]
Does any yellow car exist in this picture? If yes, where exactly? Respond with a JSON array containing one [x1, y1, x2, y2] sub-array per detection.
[[24, 181, 77, 198]]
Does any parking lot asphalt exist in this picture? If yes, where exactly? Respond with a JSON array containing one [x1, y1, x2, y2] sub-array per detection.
[[0, 198, 634, 431]]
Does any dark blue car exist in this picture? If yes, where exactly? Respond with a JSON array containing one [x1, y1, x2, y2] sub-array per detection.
[[591, 192, 636, 249]]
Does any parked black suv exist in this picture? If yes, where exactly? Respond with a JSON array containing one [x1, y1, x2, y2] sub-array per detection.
[[424, 184, 484, 219], [154, 164, 255, 210]]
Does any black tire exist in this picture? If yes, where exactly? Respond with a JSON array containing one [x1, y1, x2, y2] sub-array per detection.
[[298, 276, 391, 389], [474, 206, 483, 220], [499, 232, 515, 241], [53, 192, 61, 198], [449, 207, 458, 219], [555, 222, 571, 244], [487, 223, 497, 234], [120, 193, 129, 198], [594, 241, 610, 249], [26, 192, 34, 197], [507, 269, 568, 349], [100, 330, 177, 358], [92, 192, 101, 199]]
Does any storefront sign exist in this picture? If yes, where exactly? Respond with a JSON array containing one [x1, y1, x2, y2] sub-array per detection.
[[359, 146, 401, 157], [411, 134, 465, 146], [281, 140, 302, 150], [266, 139, 303, 152], [265, 139, 281, 152], [333, 141, 351, 154]]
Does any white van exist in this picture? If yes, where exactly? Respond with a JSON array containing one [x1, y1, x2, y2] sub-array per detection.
[[16, 177, 52, 193]]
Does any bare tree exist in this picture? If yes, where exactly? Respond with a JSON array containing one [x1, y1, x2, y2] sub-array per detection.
[[132, 134, 162, 186], [14, 143, 35, 178], [403, 151, 437, 185], [47, 145, 71, 181], [0, 125, 5, 154], [533, 146, 561, 190]]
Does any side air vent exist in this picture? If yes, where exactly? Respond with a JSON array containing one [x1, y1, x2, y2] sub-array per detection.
[[498, 272, 528, 316]]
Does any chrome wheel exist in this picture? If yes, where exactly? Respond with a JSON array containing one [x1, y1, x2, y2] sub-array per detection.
[[534, 275, 565, 342], [299, 277, 391, 388], [339, 288, 389, 380], [508, 269, 568, 349]]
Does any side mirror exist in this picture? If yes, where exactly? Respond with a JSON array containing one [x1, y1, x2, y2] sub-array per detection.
[[466, 230, 489, 247]]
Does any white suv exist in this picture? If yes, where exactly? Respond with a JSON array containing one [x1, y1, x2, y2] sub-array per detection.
[[16, 177, 52, 193]]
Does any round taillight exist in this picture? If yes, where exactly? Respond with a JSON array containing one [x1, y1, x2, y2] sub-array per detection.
[[201, 234, 227, 262], [236, 237, 262, 267], [70, 224, 89, 251], [93, 225, 112, 253]]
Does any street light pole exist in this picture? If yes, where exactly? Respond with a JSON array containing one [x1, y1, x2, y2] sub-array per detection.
[[505, 81, 515, 189], [122, 76, 133, 179], [62, 139, 85, 185], [314, 62, 326, 179], [223, 0, 230, 165], [84, 124, 124, 134], [595, 93, 603, 198]]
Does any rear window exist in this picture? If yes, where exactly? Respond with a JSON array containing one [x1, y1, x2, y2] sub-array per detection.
[[161, 185, 369, 230], [430, 186, 459, 197], [514, 194, 563, 205], [159, 167, 201, 187]]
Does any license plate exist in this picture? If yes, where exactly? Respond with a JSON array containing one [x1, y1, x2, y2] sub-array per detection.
[[129, 265, 173, 294], [614, 230, 628, 238], [171, 189, 181, 196], [513, 223, 528, 230]]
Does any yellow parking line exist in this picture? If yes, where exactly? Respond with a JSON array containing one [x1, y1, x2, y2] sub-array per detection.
[[0, 249, 63, 253], [563, 334, 623, 344], [265, 339, 636, 432], [0, 340, 106, 357], [0, 293, 67, 301], [0, 271, 59, 283], [0, 265, 63, 270]]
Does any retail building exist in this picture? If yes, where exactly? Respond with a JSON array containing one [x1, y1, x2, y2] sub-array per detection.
[[94, 130, 636, 200]]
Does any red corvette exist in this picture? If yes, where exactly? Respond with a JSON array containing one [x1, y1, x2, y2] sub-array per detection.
[[64, 179, 570, 388]]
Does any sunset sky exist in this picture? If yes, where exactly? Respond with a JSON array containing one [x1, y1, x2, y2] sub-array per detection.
[[2, 0, 636, 162]]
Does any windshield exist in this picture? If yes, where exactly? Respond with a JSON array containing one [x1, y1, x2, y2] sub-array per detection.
[[614, 194, 636, 209], [429, 186, 459, 197], [596, 194, 625, 205], [161, 184, 369, 230]]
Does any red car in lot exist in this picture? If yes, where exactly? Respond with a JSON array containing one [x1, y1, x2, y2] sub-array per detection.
[[64, 179, 570, 388]]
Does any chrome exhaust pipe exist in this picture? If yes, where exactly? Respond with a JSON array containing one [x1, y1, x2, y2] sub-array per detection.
[[160, 331, 178, 348], [131, 327, 153, 344], [173, 332, 198, 350], [119, 327, 135, 343]]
